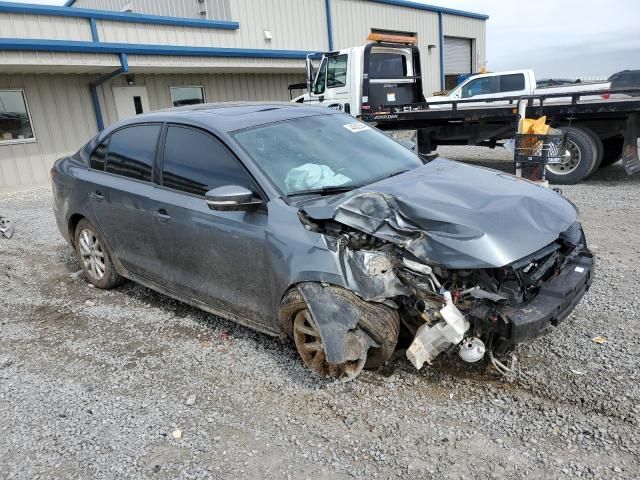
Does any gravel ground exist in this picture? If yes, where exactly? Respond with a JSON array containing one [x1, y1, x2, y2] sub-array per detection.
[[1, 148, 639, 479]]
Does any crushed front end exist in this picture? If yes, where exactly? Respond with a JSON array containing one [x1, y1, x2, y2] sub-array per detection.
[[298, 161, 595, 372], [322, 220, 594, 370]]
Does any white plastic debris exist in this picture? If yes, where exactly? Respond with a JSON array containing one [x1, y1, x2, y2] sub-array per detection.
[[0, 217, 14, 239], [406, 291, 469, 369], [172, 429, 182, 439], [458, 337, 486, 363]]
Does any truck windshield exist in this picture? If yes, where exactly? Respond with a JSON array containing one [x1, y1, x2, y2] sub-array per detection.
[[232, 113, 422, 197]]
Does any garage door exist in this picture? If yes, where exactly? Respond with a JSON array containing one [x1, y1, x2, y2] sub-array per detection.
[[444, 37, 472, 74], [443, 37, 472, 90]]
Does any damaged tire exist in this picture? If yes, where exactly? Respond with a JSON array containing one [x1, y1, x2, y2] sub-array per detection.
[[280, 286, 400, 381], [75, 219, 123, 289]]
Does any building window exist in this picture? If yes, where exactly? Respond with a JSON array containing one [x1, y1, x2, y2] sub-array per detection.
[[0, 90, 35, 144], [169, 86, 206, 107]]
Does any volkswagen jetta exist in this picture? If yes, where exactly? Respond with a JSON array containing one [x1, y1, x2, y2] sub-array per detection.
[[52, 103, 594, 381]]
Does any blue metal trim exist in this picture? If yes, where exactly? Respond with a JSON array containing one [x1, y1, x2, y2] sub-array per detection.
[[364, 0, 488, 20], [88, 52, 129, 132], [0, 2, 240, 30], [324, 0, 334, 51], [438, 12, 444, 91], [89, 17, 99, 43], [0, 38, 314, 59], [64, 0, 75, 6], [89, 85, 104, 131], [119, 52, 128, 72]]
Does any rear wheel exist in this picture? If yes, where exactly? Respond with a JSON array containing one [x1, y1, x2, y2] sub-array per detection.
[[580, 127, 604, 174], [599, 137, 624, 168], [545, 126, 599, 184], [75, 219, 123, 289], [281, 286, 400, 381]]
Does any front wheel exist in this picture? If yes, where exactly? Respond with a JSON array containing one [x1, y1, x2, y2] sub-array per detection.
[[281, 286, 400, 381]]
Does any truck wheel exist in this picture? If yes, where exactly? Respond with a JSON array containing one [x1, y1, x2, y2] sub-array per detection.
[[280, 286, 400, 381], [580, 127, 604, 174], [599, 137, 623, 168], [545, 126, 599, 184]]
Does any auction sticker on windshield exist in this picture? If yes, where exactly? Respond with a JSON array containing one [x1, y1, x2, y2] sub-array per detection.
[[343, 123, 370, 133]]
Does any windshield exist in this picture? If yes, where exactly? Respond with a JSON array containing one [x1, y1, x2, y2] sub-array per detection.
[[232, 114, 422, 197]]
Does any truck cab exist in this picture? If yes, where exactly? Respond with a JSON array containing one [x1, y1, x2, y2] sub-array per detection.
[[295, 34, 425, 116]]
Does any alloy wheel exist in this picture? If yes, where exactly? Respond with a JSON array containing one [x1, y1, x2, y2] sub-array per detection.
[[293, 309, 366, 382], [78, 228, 106, 281]]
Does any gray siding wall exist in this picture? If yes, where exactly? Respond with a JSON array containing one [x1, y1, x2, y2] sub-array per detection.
[[69, 0, 232, 21], [0, 74, 98, 191], [96, 0, 329, 51], [442, 14, 486, 72], [97, 72, 303, 126], [0, 72, 302, 191], [0, 12, 92, 41]]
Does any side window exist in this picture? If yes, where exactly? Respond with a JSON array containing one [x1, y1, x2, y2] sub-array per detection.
[[162, 125, 253, 196], [499, 74, 525, 93], [90, 138, 109, 171], [313, 58, 327, 95], [326, 54, 348, 88], [461, 77, 499, 98], [105, 125, 161, 182]]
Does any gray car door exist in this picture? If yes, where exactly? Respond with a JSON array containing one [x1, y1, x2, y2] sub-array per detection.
[[148, 124, 271, 326], [86, 123, 163, 280]]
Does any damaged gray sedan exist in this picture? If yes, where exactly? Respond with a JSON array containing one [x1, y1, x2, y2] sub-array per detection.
[[52, 103, 594, 381]]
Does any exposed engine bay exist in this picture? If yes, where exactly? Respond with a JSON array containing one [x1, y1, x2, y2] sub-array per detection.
[[296, 171, 595, 374], [320, 219, 592, 370]]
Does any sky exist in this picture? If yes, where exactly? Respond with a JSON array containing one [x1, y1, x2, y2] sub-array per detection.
[[10, 0, 640, 79], [421, 0, 640, 79]]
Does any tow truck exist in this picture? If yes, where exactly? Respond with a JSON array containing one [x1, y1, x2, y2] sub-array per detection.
[[294, 34, 640, 184]]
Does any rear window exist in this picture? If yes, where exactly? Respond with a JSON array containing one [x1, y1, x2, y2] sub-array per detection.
[[370, 53, 407, 78], [499, 74, 525, 92], [105, 124, 161, 182]]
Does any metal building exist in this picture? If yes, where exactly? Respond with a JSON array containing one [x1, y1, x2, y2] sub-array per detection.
[[0, 0, 487, 191]]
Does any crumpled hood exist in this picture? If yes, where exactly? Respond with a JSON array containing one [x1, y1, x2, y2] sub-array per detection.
[[302, 158, 578, 268]]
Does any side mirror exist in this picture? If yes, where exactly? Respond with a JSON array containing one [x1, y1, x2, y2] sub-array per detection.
[[305, 56, 315, 92], [204, 185, 263, 212]]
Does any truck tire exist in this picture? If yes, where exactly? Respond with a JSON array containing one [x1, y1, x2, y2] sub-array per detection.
[[545, 126, 599, 185], [580, 127, 604, 174], [599, 137, 624, 168]]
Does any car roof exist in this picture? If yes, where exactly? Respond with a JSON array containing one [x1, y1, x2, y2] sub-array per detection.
[[110, 102, 340, 134]]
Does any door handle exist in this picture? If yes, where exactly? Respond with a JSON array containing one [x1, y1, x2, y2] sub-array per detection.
[[91, 190, 104, 202], [153, 208, 171, 223]]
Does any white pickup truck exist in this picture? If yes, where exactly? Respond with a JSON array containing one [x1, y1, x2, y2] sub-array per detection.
[[426, 69, 610, 106]]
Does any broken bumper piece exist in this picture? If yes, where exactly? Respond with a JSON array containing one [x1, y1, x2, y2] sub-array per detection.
[[406, 250, 594, 370], [0, 217, 14, 239], [500, 251, 594, 346]]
